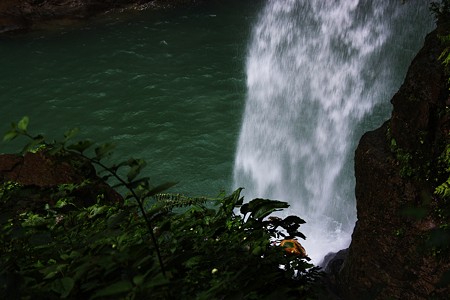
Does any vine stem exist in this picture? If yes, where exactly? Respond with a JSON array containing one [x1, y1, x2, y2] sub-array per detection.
[[79, 153, 167, 278], [19, 130, 167, 278]]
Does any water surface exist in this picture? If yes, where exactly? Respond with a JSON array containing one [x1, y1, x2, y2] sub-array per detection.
[[0, 0, 262, 196]]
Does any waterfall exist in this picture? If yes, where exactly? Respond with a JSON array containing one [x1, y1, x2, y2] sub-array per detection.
[[233, 0, 434, 264]]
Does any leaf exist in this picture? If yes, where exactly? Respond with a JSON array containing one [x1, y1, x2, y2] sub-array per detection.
[[47, 144, 63, 155], [91, 280, 133, 299], [127, 159, 146, 182], [101, 174, 114, 181], [107, 211, 128, 229], [88, 205, 109, 218], [55, 199, 69, 208], [252, 245, 262, 256], [95, 143, 116, 160], [219, 188, 244, 217], [64, 127, 79, 141], [435, 177, 450, 198], [142, 272, 168, 289], [67, 140, 94, 153], [132, 274, 145, 286], [241, 198, 289, 220], [128, 177, 150, 190], [226, 188, 244, 207], [108, 160, 130, 173], [3, 130, 18, 142], [184, 256, 201, 268], [281, 215, 307, 239], [17, 116, 29, 131], [292, 232, 307, 240], [282, 241, 295, 248], [73, 261, 92, 281], [112, 182, 127, 189], [146, 203, 166, 219], [283, 215, 306, 225], [51, 277, 75, 298]]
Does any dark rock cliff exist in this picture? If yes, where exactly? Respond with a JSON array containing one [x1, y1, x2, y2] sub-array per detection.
[[0, 0, 206, 34], [339, 21, 450, 300]]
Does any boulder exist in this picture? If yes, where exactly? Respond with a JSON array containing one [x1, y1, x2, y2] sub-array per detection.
[[0, 151, 123, 214]]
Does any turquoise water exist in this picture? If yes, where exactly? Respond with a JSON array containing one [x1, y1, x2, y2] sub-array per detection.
[[0, 1, 262, 197], [0, 0, 435, 210]]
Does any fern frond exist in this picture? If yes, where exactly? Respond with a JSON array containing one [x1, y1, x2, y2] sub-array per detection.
[[435, 177, 450, 198], [153, 193, 209, 212]]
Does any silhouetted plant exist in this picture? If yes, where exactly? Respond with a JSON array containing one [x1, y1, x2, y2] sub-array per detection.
[[1, 117, 322, 299]]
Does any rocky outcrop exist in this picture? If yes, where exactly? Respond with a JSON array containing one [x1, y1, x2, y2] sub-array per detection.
[[338, 21, 450, 300], [0, 0, 205, 34], [0, 151, 123, 214]]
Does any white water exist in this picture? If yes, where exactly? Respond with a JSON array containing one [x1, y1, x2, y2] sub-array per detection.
[[233, 0, 434, 264]]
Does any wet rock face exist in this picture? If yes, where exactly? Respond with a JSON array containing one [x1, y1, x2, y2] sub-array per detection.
[[0, 1, 75, 33], [0, 151, 123, 214], [338, 27, 450, 299], [0, 0, 201, 34], [322, 248, 348, 276], [339, 124, 431, 299], [390, 26, 447, 156]]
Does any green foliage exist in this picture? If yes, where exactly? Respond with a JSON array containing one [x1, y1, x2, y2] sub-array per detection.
[[397, 150, 414, 178], [0, 185, 321, 299], [435, 177, 450, 198], [387, 132, 415, 178], [430, 140, 450, 256], [0, 181, 22, 200], [1, 117, 322, 299], [434, 142, 450, 199], [433, 0, 450, 89]]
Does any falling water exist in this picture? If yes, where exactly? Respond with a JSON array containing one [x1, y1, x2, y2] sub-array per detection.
[[233, 0, 435, 264]]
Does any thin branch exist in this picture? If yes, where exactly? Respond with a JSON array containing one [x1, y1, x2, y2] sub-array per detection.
[[78, 153, 167, 278]]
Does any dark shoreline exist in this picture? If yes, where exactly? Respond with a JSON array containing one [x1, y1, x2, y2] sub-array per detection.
[[0, 0, 208, 35]]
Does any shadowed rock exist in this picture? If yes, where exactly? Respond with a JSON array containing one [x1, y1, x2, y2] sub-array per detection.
[[338, 23, 450, 300], [0, 0, 208, 34], [0, 151, 123, 214]]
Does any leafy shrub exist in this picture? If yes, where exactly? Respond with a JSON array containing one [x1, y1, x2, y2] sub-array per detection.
[[0, 117, 322, 299]]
